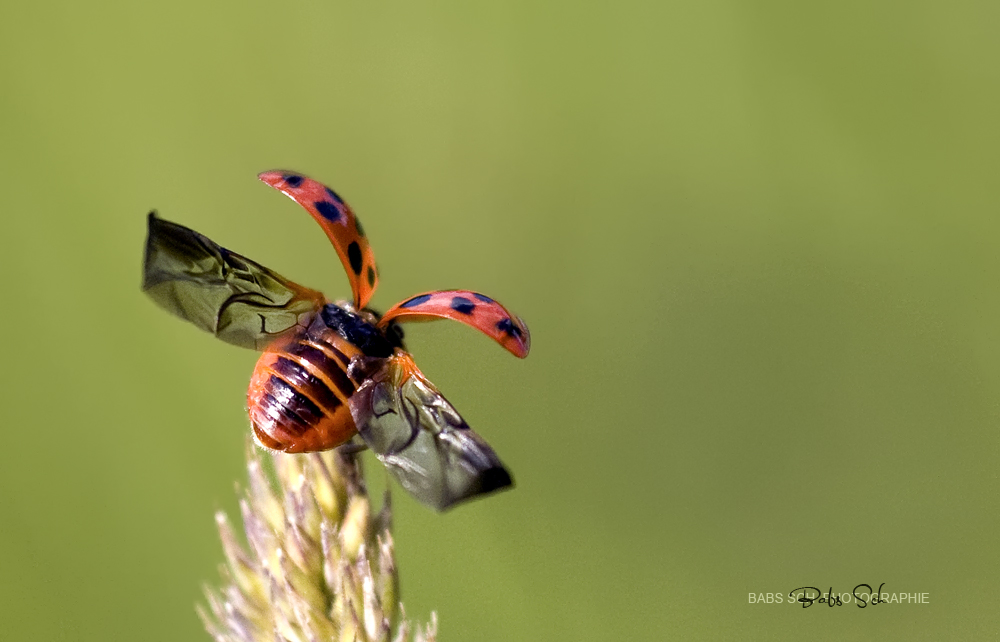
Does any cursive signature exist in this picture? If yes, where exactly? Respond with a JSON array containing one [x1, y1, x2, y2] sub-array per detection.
[[852, 583, 888, 608], [788, 584, 888, 609]]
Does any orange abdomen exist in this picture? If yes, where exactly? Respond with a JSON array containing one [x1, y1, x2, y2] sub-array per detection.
[[247, 326, 363, 453]]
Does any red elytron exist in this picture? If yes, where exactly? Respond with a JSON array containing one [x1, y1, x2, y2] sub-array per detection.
[[143, 170, 530, 510]]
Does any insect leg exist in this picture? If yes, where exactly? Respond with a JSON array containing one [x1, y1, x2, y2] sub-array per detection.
[[336, 438, 369, 455]]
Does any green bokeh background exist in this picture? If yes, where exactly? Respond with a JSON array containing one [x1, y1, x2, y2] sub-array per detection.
[[1, 1, 998, 640]]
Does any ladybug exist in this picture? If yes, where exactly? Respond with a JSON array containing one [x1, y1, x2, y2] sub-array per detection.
[[142, 170, 530, 510]]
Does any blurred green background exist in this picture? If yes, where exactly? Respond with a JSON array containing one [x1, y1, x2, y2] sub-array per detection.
[[1, 1, 998, 640]]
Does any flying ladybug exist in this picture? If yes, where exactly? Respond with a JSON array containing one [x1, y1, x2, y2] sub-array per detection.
[[142, 170, 530, 510]]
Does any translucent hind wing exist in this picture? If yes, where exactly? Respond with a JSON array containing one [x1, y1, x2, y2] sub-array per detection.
[[348, 353, 513, 510], [142, 212, 325, 350]]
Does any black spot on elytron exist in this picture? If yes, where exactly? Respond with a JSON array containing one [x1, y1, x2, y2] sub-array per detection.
[[282, 174, 304, 187], [367, 265, 376, 287], [473, 293, 494, 303], [325, 187, 343, 204], [450, 296, 476, 315], [354, 217, 366, 237], [496, 317, 523, 338], [401, 293, 432, 308], [347, 241, 363, 275], [314, 200, 341, 222]]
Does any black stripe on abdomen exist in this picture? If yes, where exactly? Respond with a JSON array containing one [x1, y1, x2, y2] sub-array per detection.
[[258, 393, 308, 436], [286, 342, 357, 399], [272, 356, 342, 414], [262, 375, 326, 434]]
